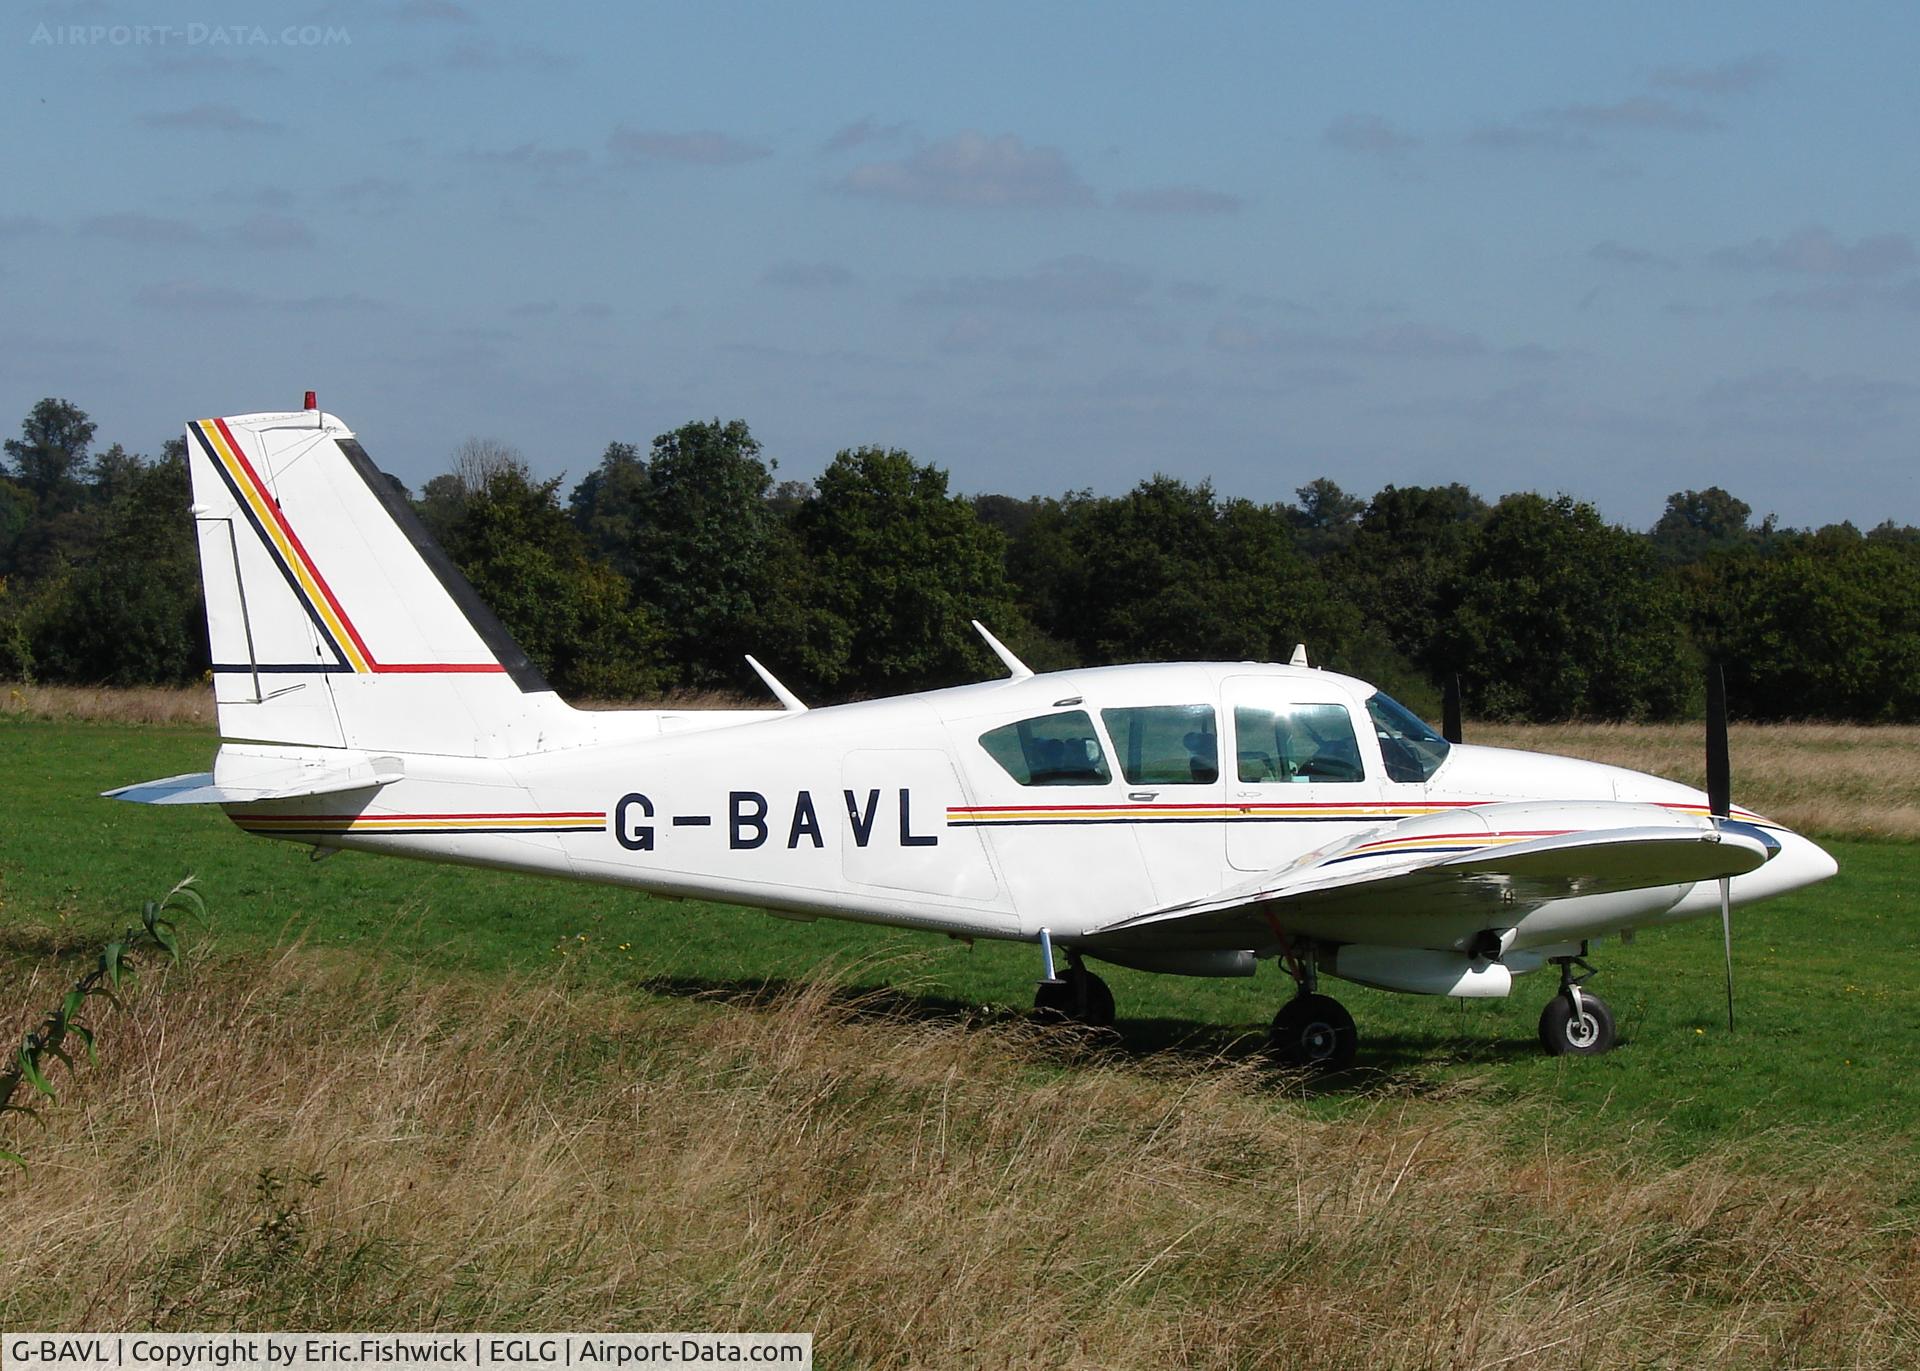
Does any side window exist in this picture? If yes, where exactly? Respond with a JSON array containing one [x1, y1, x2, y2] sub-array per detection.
[[1365, 692, 1452, 783], [1100, 705, 1219, 784], [978, 710, 1112, 786], [1234, 703, 1364, 783]]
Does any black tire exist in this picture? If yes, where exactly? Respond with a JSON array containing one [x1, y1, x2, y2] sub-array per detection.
[[1538, 991, 1617, 1056], [1266, 992, 1358, 1071], [1032, 967, 1116, 1028]]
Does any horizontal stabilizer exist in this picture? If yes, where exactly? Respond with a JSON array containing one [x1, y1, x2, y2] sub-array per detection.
[[104, 752, 403, 805]]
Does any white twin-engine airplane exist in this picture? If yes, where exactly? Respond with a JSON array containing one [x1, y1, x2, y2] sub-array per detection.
[[111, 403, 1837, 1068]]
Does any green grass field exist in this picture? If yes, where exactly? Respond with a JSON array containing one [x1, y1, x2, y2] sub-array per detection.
[[6, 715, 1915, 1158]]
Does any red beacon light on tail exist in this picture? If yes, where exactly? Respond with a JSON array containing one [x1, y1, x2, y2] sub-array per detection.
[[303, 390, 318, 411]]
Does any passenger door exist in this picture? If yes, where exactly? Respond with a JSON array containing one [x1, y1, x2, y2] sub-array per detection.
[[957, 707, 1152, 934], [1097, 702, 1227, 907]]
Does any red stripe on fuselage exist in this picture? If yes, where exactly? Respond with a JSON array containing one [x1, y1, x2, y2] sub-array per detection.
[[947, 801, 1481, 814]]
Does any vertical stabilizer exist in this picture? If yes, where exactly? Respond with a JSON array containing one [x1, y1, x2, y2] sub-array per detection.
[[185, 409, 567, 755]]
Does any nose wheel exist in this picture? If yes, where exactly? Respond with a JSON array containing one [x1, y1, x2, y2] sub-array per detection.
[[1539, 991, 1616, 1054], [1539, 953, 1617, 1055]]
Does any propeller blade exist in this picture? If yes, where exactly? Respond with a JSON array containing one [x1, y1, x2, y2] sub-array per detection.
[[1442, 673, 1463, 745], [1719, 875, 1735, 1031], [1706, 662, 1731, 818], [1708, 663, 1735, 1030]]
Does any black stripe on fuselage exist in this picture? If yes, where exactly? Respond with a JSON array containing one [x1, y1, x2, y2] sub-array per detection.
[[946, 815, 1401, 827], [237, 824, 607, 836]]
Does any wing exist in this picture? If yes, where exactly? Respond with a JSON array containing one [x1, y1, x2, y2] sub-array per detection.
[[1092, 801, 1772, 944]]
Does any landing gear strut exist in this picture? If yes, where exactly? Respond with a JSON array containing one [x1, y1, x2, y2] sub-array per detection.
[[1539, 951, 1617, 1056], [1031, 932, 1115, 1028], [1264, 941, 1357, 1071]]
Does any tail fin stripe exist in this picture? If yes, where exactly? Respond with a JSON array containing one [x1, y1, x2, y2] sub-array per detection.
[[190, 419, 355, 671], [193, 418, 509, 677], [202, 417, 374, 670], [210, 661, 352, 675]]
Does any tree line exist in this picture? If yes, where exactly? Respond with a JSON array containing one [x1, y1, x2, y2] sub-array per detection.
[[4, 395, 1918, 722]]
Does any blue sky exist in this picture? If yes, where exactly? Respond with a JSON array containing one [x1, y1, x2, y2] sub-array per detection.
[[4, 1, 1916, 528]]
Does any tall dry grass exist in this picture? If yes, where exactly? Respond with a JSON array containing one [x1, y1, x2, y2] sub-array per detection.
[[2, 946, 1914, 1367], [1471, 721, 1920, 842], [1, 683, 217, 727]]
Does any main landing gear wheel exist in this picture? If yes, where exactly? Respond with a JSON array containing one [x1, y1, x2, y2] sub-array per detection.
[[1266, 993, 1358, 1072], [1033, 965, 1116, 1029], [1539, 991, 1616, 1056]]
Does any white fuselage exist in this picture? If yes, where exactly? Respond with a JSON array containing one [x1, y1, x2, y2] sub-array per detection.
[[221, 662, 1837, 967]]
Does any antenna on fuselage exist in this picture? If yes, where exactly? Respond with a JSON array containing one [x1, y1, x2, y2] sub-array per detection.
[[745, 655, 808, 713], [972, 620, 1033, 679], [1288, 643, 1309, 668]]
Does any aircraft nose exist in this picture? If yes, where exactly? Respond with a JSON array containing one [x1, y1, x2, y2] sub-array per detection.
[[1752, 827, 1839, 896]]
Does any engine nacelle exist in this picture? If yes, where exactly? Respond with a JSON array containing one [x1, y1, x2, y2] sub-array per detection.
[[1329, 945, 1513, 998], [1085, 946, 1257, 978]]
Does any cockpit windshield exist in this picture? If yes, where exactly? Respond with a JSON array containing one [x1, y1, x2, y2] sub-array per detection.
[[1365, 692, 1451, 783]]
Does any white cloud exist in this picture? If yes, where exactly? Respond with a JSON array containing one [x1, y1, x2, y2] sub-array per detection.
[[1324, 114, 1419, 157], [76, 212, 204, 244], [1472, 93, 1719, 154], [443, 40, 572, 74], [933, 314, 1053, 360], [911, 256, 1150, 313], [1113, 184, 1245, 215], [1210, 319, 1487, 360], [396, 0, 475, 22], [1547, 96, 1721, 133], [1699, 367, 1910, 435], [1650, 54, 1782, 96], [1467, 122, 1597, 155], [141, 103, 280, 134], [761, 260, 857, 290], [608, 127, 771, 166], [134, 281, 379, 312], [335, 177, 411, 213], [459, 143, 593, 189], [1589, 240, 1676, 268], [837, 131, 1095, 208], [822, 116, 911, 154], [230, 212, 314, 251], [1712, 226, 1916, 277]]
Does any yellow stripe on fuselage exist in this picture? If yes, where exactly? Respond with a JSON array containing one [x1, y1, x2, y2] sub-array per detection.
[[944, 803, 1455, 823]]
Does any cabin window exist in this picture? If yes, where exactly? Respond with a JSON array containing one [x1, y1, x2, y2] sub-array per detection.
[[1365, 692, 1451, 783], [1100, 705, 1219, 784], [1234, 703, 1364, 782], [978, 710, 1112, 786]]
